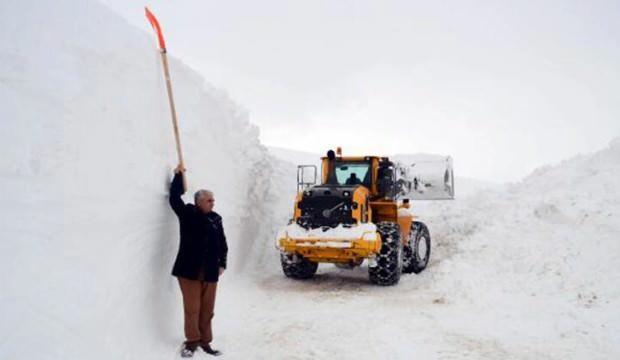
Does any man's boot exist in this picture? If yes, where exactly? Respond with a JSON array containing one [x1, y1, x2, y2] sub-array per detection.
[[200, 343, 222, 356], [181, 341, 198, 358]]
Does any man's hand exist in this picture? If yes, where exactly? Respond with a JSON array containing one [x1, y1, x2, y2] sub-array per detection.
[[174, 164, 186, 174], [219, 267, 225, 276]]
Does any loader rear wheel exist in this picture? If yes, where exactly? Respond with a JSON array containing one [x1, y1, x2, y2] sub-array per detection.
[[280, 253, 318, 279], [403, 221, 431, 274], [369, 222, 402, 286]]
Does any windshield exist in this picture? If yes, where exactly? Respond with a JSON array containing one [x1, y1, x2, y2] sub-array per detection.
[[333, 162, 371, 186]]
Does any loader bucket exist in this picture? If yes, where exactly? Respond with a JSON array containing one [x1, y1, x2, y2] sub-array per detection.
[[394, 156, 454, 200]]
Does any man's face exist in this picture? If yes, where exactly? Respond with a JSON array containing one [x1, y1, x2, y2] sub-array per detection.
[[197, 193, 215, 213]]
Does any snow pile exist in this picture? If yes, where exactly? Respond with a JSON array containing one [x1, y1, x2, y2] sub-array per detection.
[[0, 0, 292, 358], [419, 138, 620, 357]]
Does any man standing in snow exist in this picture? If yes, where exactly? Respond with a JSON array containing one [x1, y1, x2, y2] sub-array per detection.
[[169, 165, 228, 357]]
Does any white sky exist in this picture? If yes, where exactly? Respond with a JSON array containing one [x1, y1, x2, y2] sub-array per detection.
[[102, 0, 620, 182]]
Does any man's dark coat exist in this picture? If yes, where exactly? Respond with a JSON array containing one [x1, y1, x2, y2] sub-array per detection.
[[169, 172, 228, 282]]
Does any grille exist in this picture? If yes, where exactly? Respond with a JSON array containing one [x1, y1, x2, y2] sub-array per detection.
[[297, 187, 357, 229]]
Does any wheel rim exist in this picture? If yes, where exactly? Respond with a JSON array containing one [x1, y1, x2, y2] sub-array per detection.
[[417, 235, 428, 262]]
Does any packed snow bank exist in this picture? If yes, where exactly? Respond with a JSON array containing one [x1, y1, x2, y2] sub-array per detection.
[[0, 0, 292, 358]]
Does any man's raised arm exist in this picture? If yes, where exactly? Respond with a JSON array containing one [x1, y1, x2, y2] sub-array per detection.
[[169, 166, 186, 217]]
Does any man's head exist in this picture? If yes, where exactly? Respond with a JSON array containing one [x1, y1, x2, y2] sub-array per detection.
[[194, 189, 215, 213]]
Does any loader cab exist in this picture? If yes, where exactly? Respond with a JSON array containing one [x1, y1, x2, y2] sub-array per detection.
[[328, 161, 371, 187], [320, 150, 395, 200]]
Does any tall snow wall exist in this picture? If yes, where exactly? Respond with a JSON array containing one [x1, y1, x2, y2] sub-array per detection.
[[0, 0, 294, 358]]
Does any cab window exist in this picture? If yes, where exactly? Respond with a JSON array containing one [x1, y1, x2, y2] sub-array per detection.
[[334, 162, 370, 186]]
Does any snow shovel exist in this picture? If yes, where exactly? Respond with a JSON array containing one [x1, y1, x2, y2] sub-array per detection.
[[145, 7, 187, 192]]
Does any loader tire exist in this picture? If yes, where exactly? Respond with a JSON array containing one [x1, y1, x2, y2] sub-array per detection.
[[369, 222, 402, 286], [402, 221, 431, 274], [280, 253, 318, 279]]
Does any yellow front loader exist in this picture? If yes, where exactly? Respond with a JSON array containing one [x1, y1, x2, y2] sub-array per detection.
[[276, 148, 454, 285]]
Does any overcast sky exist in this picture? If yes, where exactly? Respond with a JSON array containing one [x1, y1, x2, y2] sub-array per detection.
[[103, 0, 620, 182]]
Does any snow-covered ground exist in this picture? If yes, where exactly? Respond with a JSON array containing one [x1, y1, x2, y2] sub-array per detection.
[[1, 1, 618, 359]]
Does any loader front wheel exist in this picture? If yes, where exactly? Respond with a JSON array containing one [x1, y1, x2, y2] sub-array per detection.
[[369, 222, 402, 286], [280, 253, 318, 279], [403, 221, 431, 274]]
